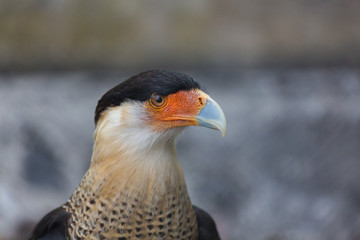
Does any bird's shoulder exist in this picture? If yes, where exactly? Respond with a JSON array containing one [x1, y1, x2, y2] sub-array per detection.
[[29, 205, 70, 240], [193, 205, 221, 240]]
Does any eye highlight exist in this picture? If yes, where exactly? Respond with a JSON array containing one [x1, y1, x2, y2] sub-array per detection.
[[149, 93, 166, 108]]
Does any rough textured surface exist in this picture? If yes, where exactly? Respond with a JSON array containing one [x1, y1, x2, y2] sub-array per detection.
[[1, 69, 360, 240]]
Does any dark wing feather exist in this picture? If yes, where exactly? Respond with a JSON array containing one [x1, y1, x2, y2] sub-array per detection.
[[29, 206, 70, 240], [193, 205, 221, 240]]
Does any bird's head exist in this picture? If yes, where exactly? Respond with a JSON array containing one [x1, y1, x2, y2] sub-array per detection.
[[93, 70, 226, 155]]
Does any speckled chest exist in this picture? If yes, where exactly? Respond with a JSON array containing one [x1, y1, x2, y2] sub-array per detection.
[[64, 186, 198, 240]]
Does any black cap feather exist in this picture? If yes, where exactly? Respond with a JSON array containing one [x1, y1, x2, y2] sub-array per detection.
[[95, 70, 201, 124]]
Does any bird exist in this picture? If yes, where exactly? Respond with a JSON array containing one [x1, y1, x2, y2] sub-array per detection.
[[29, 70, 226, 240]]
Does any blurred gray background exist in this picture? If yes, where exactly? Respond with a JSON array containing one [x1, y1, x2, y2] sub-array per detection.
[[1, 1, 360, 240]]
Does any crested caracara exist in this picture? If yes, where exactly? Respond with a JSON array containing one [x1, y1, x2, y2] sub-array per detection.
[[29, 70, 226, 240]]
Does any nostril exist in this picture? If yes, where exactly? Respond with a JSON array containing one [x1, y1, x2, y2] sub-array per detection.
[[198, 97, 205, 105]]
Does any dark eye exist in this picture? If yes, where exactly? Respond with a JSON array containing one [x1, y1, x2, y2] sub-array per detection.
[[150, 94, 166, 108]]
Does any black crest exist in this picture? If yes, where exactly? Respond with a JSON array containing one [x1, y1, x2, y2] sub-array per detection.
[[94, 70, 201, 124]]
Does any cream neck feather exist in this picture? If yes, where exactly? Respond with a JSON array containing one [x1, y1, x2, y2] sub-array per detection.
[[83, 102, 186, 200]]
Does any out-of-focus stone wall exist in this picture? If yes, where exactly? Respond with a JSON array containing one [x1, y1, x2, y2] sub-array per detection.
[[0, 0, 360, 70]]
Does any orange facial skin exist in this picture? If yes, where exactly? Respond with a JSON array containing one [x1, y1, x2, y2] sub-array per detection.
[[145, 89, 209, 131]]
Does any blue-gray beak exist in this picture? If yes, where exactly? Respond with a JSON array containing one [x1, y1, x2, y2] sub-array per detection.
[[196, 97, 227, 137]]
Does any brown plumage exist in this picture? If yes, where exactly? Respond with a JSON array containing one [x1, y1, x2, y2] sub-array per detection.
[[29, 70, 225, 240]]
